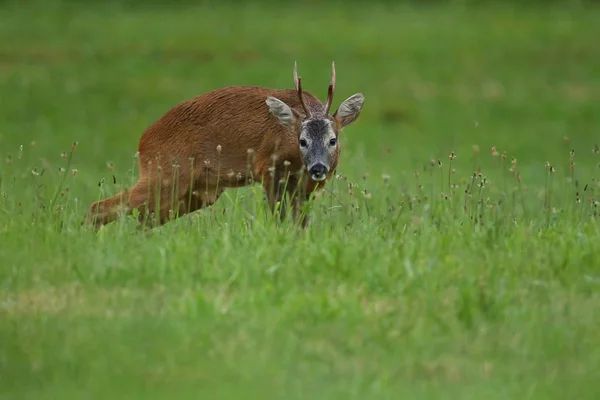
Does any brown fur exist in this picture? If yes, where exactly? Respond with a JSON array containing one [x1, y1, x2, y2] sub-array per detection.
[[86, 82, 352, 229]]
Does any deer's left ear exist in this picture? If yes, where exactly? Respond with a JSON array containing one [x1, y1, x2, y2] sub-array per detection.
[[333, 93, 364, 128]]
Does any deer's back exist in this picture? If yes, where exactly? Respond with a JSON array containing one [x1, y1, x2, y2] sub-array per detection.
[[137, 86, 324, 176]]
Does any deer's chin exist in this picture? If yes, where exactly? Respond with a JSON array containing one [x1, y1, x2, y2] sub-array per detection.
[[310, 174, 327, 182]]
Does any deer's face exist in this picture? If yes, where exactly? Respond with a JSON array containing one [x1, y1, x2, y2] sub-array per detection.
[[267, 92, 364, 182], [266, 62, 365, 182], [297, 118, 338, 181]]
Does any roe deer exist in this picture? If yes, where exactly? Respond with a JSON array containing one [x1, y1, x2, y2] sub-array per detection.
[[86, 62, 365, 228]]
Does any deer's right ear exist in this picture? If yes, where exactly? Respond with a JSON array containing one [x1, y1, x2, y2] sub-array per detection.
[[266, 96, 297, 128]]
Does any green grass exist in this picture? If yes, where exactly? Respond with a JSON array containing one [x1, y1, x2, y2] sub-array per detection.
[[1, 1, 600, 398]]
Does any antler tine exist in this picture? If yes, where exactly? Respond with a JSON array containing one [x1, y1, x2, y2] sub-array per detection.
[[324, 61, 336, 115], [293, 61, 311, 118], [293, 61, 300, 91]]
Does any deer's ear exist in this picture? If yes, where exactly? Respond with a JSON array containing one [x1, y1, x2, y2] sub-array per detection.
[[266, 96, 297, 128], [333, 93, 364, 128]]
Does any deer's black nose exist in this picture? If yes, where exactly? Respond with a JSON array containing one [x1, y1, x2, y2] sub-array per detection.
[[309, 163, 328, 181]]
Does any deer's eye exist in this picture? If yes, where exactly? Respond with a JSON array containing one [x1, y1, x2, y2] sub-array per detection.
[[299, 138, 308, 148], [329, 137, 337, 146]]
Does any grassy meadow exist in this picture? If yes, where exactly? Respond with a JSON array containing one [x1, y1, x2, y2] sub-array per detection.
[[1, 0, 600, 398]]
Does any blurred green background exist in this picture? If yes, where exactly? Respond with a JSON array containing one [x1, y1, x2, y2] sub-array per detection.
[[2, 0, 598, 199], [1, 1, 600, 399]]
